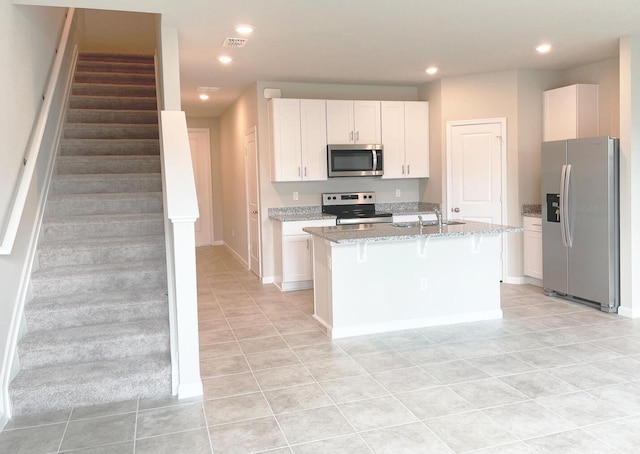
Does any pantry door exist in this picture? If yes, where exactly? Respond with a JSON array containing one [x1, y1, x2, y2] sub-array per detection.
[[245, 126, 261, 277], [446, 118, 507, 278]]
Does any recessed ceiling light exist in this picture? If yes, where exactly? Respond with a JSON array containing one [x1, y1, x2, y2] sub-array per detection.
[[218, 55, 233, 64], [235, 24, 253, 35], [536, 43, 552, 53], [199, 93, 209, 101], [425, 67, 438, 75]]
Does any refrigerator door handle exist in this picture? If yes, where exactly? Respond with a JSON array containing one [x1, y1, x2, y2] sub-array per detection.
[[560, 164, 568, 247], [564, 164, 573, 248]]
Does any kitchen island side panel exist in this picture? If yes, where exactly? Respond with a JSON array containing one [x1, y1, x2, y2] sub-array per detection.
[[312, 234, 503, 338]]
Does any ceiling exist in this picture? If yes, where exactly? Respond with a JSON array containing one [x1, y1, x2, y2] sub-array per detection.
[[20, 0, 640, 117], [164, 0, 640, 117]]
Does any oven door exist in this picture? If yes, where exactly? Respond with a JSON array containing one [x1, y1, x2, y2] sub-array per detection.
[[328, 144, 383, 177]]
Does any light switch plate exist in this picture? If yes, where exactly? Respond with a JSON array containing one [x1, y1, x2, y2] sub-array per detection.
[[293, 192, 299, 201], [395, 189, 401, 197]]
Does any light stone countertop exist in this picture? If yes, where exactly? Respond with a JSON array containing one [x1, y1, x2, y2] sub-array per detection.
[[522, 204, 542, 218], [303, 220, 522, 244], [268, 202, 441, 222]]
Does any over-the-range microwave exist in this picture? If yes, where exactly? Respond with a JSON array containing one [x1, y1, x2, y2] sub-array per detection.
[[327, 144, 383, 178]]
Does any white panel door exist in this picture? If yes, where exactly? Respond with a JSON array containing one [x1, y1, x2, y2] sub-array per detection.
[[245, 127, 261, 277], [449, 122, 503, 225], [188, 129, 213, 246]]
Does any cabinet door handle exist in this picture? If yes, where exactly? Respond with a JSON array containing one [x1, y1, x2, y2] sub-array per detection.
[[407, 164, 411, 175], [402, 165, 405, 175], [356, 131, 360, 141], [304, 166, 307, 177], [349, 131, 353, 142], [298, 166, 301, 177], [306, 239, 310, 250]]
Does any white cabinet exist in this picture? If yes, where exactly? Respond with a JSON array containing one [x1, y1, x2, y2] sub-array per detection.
[[543, 84, 598, 142], [381, 101, 429, 179], [326, 100, 381, 144], [273, 218, 336, 291], [523, 216, 543, 280], [269, 98, 327, 182]]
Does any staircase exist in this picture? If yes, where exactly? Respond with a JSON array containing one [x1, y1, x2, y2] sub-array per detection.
[[9, 53, 172, 416]]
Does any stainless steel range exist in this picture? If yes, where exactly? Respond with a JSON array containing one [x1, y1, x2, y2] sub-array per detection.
[[322, 192, 392, 225]]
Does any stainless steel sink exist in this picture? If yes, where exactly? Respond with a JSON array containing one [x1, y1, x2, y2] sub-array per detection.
[[443, 221, 465, 225], [390, 223, 416, 228]]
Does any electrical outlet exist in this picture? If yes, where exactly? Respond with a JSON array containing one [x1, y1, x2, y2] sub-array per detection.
[[395, 189, 401, 198], [420, 277, 429, 290], [293, 191, 299, 201]]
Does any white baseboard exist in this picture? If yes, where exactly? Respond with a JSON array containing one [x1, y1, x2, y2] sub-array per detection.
[[223, 243, 248, 268], [524, 276, 543, 287], [502, 276, 527, 285], [618, 306, 639, 319], [212, 240, 224, 246], [261, 276, 275, 284]]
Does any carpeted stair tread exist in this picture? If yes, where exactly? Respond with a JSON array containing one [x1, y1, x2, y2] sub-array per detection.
[[69, 95, 157, 110], [31, 259, 166, 281], [66, 109, 158, 124], [18, 318, 170, 369], [26, 289, 168, 332], [63, 123, 159, 140], [78, 53, 155, 64], [74, 71, 155, 86], [41, 212, 164, 241], [56, 155, 161, 174], [37, 234, 166, 267], [76, 60, 155, 74], [72, 83, 156, 97], [59, 138, 160, 156], [50, 173, 162, 194], [45, 191, 164, 217], [9, 353, 171, 416]]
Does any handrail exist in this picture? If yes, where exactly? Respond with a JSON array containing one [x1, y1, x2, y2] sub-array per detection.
[[0, 8, 75, 255]]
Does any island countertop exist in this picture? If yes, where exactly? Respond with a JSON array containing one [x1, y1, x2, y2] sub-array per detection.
[[303, 220, 522, 244]]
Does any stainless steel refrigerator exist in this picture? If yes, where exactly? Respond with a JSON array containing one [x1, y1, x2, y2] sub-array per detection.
[[541, 136, 619, 312]]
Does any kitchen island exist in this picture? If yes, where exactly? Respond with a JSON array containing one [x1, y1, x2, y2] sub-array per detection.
[[303, 221, 522, 339]]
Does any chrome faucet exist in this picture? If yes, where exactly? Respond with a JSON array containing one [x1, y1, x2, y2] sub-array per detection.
[[418, 214, 424, 227], [434, 208, 443, 228]]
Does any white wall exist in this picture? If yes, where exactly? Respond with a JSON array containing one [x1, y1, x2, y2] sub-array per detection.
[[0, 2, 67, 418], [219, 84, 258, 264], [78, 9, 156, 53]]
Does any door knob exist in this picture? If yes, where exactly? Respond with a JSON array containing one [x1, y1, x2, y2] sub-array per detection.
[[252, 210, 258, 214], [452, 207, 460, 213]]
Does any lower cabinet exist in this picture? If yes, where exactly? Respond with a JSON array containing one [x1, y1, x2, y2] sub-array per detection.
[[523, 216, 543, 280], [274, 218, 336, 291]]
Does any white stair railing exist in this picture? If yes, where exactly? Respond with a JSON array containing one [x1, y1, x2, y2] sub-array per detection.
[[159, 110, 203, 399]]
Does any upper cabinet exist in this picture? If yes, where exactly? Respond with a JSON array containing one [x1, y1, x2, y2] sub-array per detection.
[[269, 98, 327, 182], [543, 84, 598, 142], [326, 100, 381, 144], [381, 101, 429, 179]]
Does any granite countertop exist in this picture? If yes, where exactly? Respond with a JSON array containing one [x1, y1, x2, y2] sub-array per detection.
[[303, 220, 523, 244], [522, 204, 542, 218], [268, 202, 441, 222]]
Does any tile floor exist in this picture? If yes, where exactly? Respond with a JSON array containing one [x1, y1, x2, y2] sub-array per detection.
[[3, 245, 640, 453]]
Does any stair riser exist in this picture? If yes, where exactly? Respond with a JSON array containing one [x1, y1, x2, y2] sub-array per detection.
[[72, 83, 156, 97], [59, 140, 159, 156], [32, 268, 167, 297], [25, 301, 168, 332], [50, 176, 162, 194], [10, 371, 170, 417], [69, 96, 157, 111], [64, 124, 159, 140], [38, 242, 166, 268], [76, 61, 155, 74], [42, 218, 165, 241], [19, 333, 170, 369], [75, 72, 155, 86], [45, 196, 163, 217], [57, 158, 161, 174], [66, 110, 158, 125], [78, 53, 155, 64]]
